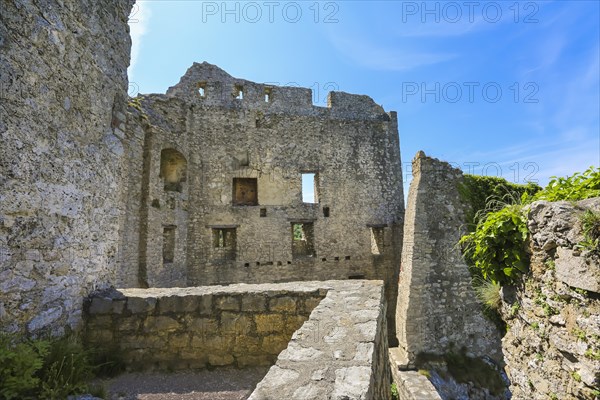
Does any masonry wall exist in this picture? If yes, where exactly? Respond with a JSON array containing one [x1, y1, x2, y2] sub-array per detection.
[[84, 284, 326, 370], [395, 151, 502, 364], [120, 62, 404, 339], [0, 0, 133, 335]]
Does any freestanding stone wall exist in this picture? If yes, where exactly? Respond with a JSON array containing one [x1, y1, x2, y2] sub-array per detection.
[[395, 151, 502, 364], [0, 0, 133, 336]]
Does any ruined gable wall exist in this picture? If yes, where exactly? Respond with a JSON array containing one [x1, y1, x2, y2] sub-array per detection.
[[120, 63, 404, 341], [0, 0, 133, 335], [396, 151, 502, 363]]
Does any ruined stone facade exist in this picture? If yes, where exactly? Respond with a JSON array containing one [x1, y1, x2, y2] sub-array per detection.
[[395, 152, 502, 364], [119, 62, 404, 339], [0, 0, 133, 336]]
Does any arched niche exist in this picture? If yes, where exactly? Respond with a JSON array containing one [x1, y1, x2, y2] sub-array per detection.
[[160, 148, 187, 192]]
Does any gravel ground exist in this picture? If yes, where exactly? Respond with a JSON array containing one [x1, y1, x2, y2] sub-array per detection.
[[98, 367, 270, 400]]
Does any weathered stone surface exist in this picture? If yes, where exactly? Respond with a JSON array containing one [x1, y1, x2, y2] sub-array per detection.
[[0, 0, 132, 335], [120, 62, 404, 341], [500, 198, 600, 400], [395, 152, 502, 364], [555, 238, 600, 293], [249, 280, 390, 400]]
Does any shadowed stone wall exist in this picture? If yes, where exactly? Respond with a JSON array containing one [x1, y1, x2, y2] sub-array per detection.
[[0, 0, 133, 336]]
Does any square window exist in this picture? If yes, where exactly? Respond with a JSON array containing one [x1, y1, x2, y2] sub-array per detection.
[[233, 178, 258, 206]]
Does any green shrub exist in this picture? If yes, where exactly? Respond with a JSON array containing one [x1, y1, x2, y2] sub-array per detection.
[[0, 334, 49, 400], [0, 334, 105, 400], [460, 205, 529, 285], [527, 166, 600, 202], [460, 167, 600, 287]]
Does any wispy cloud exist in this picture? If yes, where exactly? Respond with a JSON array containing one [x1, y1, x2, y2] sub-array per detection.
[[329, 34, 456, 71], [128, 1, 151, 80]]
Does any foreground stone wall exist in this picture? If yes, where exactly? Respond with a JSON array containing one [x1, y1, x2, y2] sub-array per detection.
[[120, 62, 404, 340], [395, 151, 502, 364], [249, 280, 390, 400], [500, 198, 600, 399], [85, 280, 390, 399], [0, 0, 133, 335], [84, 283, 326, 370]]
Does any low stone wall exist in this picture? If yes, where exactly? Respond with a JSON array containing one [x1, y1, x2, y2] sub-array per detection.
[[84, 280, 391, 400], [249, 280, 390, 400], [389, 349, 441, 400], [84, 283, 326, 370]]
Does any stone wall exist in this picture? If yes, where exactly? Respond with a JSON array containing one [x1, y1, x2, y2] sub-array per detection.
[[499, 198, 600, 399], [249, 280, 390, 400], [0, 0, 133, 336], [84, 280, 391, 399], [84, 283, 326, 370], [120, 62, 404, 340], [395, 151, 502, 364]]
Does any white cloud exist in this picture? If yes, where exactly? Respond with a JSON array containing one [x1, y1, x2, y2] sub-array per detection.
[[128, 1, 151, 80]]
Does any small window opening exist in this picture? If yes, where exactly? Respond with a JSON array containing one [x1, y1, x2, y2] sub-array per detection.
[[197, 82, 206, 97], [264, 87, 272, 102], [301, 173, 318, 203], [163, 226, 176, 263], [235, 85, 244, 100], [233, 178, 258, 206], [334, 256, 340, 261], [323, 207, 330, 218], [212, 228, 236, 260], [371, 227, 385, 255], [345, 256, 351, 260], [260, 208, 267, 217], [244, 263, 250, 267], [292, 222, 315, 258]]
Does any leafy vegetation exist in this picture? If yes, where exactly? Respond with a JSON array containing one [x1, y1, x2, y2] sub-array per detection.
[[460, 167, 600, 286], [390, 382, 399, 400], [0, 333, 115, 400]]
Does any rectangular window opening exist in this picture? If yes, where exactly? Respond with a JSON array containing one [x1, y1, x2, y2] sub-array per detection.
[[292, 222, 315, 259], [212, 228, 236, 260], [233, 178, 258, 206], [163, 226, 176, 263], [301, 173, 318, 204], [264, 87, 272, 102], [235, 85, 244, 100], [370, 227, 385, 255], [197, 82, 206, 97], [323, 207, 330, 218]]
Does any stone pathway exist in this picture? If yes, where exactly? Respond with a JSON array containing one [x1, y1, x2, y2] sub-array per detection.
[[100, 367, 270, 400]]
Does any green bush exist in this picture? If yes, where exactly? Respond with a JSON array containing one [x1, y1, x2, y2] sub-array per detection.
[[460, 205, 529, 285], [0, 334, 49, 400], [0, 334, 105, 400], [460, 167, 600, 286], [528, 166, 600, 202]]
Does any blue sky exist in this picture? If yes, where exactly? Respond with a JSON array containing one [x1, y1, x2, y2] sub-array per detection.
[[128, 1, 599, 193]]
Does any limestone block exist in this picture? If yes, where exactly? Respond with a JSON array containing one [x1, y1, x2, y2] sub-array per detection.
[[269, 297, 298, 313], [555, 247, 600, 293], [255, 314, 285, 334]]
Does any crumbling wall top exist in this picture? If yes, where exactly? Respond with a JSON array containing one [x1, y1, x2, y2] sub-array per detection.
[[165, 62, 389, 119]]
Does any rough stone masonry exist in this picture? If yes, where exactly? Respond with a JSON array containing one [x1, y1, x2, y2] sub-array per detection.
[[0, 0, 133, 336], [120, 62, 405, 342]]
